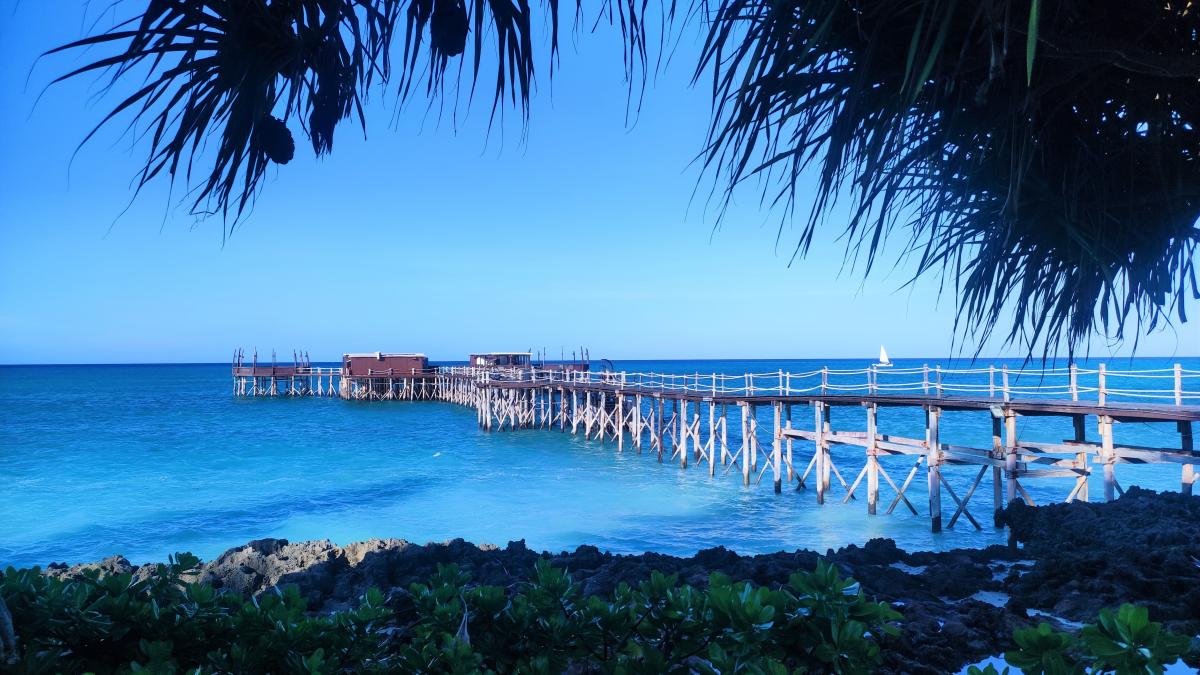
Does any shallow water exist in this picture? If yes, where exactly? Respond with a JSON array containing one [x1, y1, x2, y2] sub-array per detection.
[[0, 357, 1195, 568]]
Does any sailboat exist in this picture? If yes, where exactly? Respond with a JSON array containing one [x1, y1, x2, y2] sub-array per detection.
[[876, 345, 893, 368]]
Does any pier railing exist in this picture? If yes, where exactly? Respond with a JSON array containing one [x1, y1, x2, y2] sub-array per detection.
[[450, 364, 1200, 406]]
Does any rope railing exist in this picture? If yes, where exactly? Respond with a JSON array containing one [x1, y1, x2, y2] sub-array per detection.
[[435, 362, 1200, 406]]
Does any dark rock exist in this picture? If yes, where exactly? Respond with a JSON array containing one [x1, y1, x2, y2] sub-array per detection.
[[45, 555, 133, 580]]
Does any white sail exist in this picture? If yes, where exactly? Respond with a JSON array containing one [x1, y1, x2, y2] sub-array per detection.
[[878, 345, 891, 365]]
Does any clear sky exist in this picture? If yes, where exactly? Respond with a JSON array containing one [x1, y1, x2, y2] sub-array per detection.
[[0, 2, 1195, 364]]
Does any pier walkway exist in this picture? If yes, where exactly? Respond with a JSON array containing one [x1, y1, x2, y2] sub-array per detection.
[[234, 362, 1200, 532]]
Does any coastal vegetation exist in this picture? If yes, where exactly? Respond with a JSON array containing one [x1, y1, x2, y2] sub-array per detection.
[[1, 554, 1190, 673], [42, 1, 1199, 356]]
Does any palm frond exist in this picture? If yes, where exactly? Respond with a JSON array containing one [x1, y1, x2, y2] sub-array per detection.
[[697, 0, 1199, 357]]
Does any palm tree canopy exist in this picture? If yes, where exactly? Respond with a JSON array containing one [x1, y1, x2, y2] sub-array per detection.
[[46, 0, 1200, 357]]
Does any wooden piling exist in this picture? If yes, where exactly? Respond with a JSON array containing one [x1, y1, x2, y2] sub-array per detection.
[[867, 403, 879, 515], [741, 403, 751, 486], [1182, 421, 1194, 497], [814, 402, 826, 504], [927, 406, 942, 531], [1072, 414, 1089, 502], [1004, 411, 1018, 505], [990, 414, 1004, 526], [679, 398, 689, 469], [772, 402, 783, 494], [1100, 415, 1116, 502]]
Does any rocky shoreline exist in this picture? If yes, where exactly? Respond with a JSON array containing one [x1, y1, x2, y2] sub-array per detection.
[[43, 487, 1200, 673]]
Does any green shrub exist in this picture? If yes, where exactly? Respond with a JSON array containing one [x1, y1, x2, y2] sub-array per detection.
[[967, 603, 1192, 675], [0, 556, 900, 674]]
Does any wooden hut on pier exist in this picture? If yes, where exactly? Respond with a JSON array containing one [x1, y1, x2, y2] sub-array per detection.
[[340, 352, 434, 400], [469, 351, 590, 375]]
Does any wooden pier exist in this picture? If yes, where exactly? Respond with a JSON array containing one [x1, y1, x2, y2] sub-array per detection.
[[234, 358, 1200, 531]]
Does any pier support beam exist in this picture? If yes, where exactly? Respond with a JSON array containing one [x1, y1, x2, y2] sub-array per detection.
[[1072, 414, 1089, 502], [656, 397, 665, 463], [991, 415, 1003, 526], [1182, 422, 1195, 497], [1005, 411, 1018, 506], [1099, 415, 1117, 502], [741, 403, 751, 486], [679, 398, 689, 469], [772, 402, 783, 494], [867, 403, 879, 515], [813, 402, 828, 502], [927, 406, 942, 532]]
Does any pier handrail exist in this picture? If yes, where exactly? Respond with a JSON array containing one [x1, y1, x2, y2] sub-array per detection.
[[439, 363, 1200, 406]]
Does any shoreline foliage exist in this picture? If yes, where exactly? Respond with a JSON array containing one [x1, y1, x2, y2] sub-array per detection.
[[1, 552, 1192, 673]]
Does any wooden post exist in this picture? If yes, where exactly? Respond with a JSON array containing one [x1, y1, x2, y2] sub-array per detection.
[[708, 401, 717, 476], [1073, 414, 1089, 502], [1181, 421, 1194, 497], [585, 392, 594, 437], [814, 402, 826, 504], [989, 365, 996, 397], [867, 403, 879, 515], [1098, 363, 1107, 407], [679, 398, 689, 468], [1174, 363, 1183, 406], [785, 404, 794, 483], [617, 393, 625, 452], [1100, 415, 1116, 501], [721, 403, 729, 465], [749, 404, 759, 472], [571, 390, 579, 434], [772, 402, 783, 494], [821, 404, 832, 493], [1005, 411, 1018, 506], [927, 406, 942, 532], [1070, 364, 1079, 401], [1001, 366, 1010, 402], [991, 415, 1003, 526], [741, 403, 751, 486], [484, 384, 493, 431], [821, 367, 828, 395], [922, 364, 929, 395], [656, 397, 665, 463], [672, 398, 680, 452]]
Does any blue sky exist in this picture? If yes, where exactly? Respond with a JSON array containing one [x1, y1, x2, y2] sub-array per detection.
[[0, 2, 1195, 364]]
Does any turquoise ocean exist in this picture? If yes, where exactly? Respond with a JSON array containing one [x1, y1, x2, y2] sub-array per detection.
[[1, 357, 1196, 569]]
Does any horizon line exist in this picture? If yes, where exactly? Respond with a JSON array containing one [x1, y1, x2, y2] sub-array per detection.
[[2, 355, 1198, 368]]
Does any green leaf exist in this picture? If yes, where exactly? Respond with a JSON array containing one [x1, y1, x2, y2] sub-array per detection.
[[1026, 0, 1040, 84]]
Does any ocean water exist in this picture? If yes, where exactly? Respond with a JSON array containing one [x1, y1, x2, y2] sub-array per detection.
[[0, 357, 1196, 569]]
